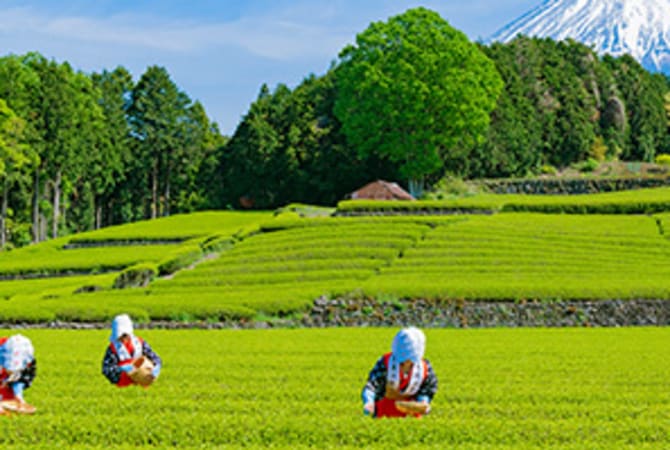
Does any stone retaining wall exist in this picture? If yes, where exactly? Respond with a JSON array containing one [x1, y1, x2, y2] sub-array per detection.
[[481, 176, 670, 195], [2, 298, 668, 329]]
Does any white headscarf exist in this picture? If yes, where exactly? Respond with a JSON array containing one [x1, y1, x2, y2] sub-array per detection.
[[2, 335, 34, 382], [110, 314, 134, 342], [109, 314, 143, 362], [387, 327, 426, 396]]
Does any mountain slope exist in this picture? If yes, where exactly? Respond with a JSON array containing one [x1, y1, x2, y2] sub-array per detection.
[[490, 0, 670, 73]]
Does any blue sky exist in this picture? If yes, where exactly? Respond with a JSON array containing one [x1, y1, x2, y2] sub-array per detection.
[[0, 0, 539, 134]]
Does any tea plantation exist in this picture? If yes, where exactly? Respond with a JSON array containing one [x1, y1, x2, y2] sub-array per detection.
[[1, 188, 670, 322], [1, 190, 669, 448], [0, 328, 667, 448]]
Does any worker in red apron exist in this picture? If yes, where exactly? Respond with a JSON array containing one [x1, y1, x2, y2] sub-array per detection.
[[102, 314, 162, 387], [0, 334, 36, 415], [362, 327, 438, 418]]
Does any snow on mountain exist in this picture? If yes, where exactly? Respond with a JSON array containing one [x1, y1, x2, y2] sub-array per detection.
[[489, 0, 670, 74]]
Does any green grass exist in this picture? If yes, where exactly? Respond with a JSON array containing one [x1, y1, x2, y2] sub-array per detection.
[[0, 328, 667, 448]]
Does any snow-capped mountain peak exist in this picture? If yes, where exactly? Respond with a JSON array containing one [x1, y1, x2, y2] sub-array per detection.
[[489, 0, 670, 73]]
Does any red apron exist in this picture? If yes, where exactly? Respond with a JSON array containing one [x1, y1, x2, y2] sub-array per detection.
[[109, 337, 143, 387], [375, 353, 428, 418]]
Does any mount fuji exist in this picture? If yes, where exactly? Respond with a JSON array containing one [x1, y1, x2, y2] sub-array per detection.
[[489, 0, 670, 74]]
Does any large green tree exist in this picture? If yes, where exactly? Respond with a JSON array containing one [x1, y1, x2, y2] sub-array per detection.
[[128, 66, 187, 219], [334, 7, 503, 195], [0, 99, 34, 248], [89, 67, 133, 229]]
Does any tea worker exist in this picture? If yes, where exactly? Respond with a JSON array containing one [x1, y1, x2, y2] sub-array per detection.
[[361, 327, 438, 418], [102, 314, 162, 388], [0, 334, 37, 415]]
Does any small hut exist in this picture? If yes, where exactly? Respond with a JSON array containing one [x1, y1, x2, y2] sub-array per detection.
[[348, 180, 415, 201]]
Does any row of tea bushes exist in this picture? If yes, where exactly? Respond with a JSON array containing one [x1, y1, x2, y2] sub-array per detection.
[[363, 214, 670, 301], [0, 281, 361, 323], [67, 211, 271, 244], [165, 219, 435, 292]]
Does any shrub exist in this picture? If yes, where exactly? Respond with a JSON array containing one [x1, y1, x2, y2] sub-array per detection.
[[540, 164, 557, 175], [577, 158, 600, 173], [113, 263, 158, 289], [590, 136, 608, 162], [425, 175, 481, 199], [201, 235, 235, 253], [157, 245, 203, 275], [655, 153, 670, 166]]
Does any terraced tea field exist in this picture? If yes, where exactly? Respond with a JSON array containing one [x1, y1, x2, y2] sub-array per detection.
[[2, 211, 670, 322], [1, 189, 670, 322], [364, 214, 670, 300], [1, 328, 667, 448]]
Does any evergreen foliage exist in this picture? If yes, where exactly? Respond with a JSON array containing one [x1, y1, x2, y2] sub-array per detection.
[[0, 8, 669, 247]]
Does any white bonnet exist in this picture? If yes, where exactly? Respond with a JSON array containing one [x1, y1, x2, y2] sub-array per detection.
[[391, 327, 426, 363]]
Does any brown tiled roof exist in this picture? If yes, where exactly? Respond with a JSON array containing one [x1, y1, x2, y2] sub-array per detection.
[[349, 180, 415, 201]]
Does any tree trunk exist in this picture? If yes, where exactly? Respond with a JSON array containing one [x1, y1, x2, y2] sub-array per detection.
[[95, 200, 102, 230], [52, 169, 61, 239], [32, 168, 40, 243], [1, 178, 7, 249], [164, 160, 171, 217], [151, 160, 158, 220], [39, 213, 47, 242]]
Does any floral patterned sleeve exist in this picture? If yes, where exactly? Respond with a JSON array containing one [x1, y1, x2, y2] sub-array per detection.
[[361, 356, 387, 404], [416, 359, 438, 402], [16, 358, 36, 388], [101, 346, 121, 384], [142, 340, 162, 367]]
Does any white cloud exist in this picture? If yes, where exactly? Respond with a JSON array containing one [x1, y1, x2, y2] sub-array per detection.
[[0, 5, 353, 61]]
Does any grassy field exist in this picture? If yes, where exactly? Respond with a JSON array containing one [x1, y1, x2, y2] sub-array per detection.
[[0, 328, 667, 449]]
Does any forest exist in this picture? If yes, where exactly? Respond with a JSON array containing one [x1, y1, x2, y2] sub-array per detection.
[[0, 8, 669, 248]]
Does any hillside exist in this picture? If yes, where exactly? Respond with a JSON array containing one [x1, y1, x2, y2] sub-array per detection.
[[490, 0, 670, 73], [1, 189, 670, 326]]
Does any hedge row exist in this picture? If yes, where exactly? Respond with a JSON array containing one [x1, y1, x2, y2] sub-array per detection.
[[335, 187, 670, 215]]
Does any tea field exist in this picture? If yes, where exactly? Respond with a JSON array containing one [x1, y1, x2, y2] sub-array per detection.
[[0, 328, 667, 449], [2, 189, 670, 322]]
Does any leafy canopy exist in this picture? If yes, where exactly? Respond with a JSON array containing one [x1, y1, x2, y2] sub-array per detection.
[[334, 7, 503, 182]]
